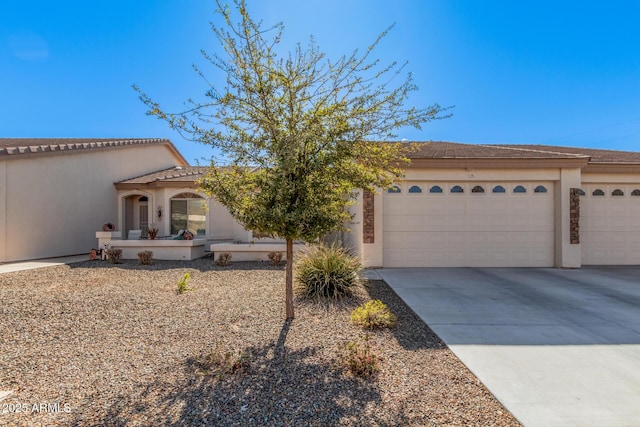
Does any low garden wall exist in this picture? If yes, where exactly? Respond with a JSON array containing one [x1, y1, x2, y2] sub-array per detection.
[[209, 242, 306, 262]]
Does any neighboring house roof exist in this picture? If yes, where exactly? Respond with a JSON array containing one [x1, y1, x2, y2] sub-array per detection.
[[405, 141, 590, 160], [0, 138, 189, 165], [402, 141, 591, 169], [115, 166, 209, 189], [492, 144, 640, 164]]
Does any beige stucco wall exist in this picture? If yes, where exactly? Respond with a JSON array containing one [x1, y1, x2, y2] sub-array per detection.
[[1, 144, 184, 263], [581, 173, 640, 184], [117, 187, 251, 243], [554, 168, 582, 268], [0, 161, 7, 263]]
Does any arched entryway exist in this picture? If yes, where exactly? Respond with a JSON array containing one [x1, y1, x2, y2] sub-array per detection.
[[122, 194, 152, 239]]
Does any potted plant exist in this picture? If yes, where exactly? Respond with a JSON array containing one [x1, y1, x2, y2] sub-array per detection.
[[147, 223, 159, 240]]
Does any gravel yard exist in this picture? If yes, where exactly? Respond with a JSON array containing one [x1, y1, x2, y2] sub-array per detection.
[[0, 259, 520, 426]]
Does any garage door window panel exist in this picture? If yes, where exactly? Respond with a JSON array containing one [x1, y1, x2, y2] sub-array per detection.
[[492, 185, 506, 193], [387, 185, 401, 193], [534, 185, 548, 193], [513, 185, 527, 193]]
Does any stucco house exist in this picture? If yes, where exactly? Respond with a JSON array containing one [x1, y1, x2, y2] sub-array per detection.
[[0, 138, 188, 263], [2, 138, 640, 268]]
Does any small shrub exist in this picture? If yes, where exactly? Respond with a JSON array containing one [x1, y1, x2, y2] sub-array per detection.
[[351, 299, 397, 329], [267, 251, 283, 266], [137, 250, 154, 265], [215, 253, 232, 267], [105, 248, 122, 264], [295, 243, 361, 299], [198, 344, 250, 380], [177, 273, 192, 294], [343, 335, 381, 378]]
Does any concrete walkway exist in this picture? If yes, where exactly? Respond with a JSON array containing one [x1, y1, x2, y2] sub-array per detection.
[[376, 267, 640, 427], [0, 255, 88, 274]]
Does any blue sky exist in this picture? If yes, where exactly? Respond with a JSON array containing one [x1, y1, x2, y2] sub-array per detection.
[[2, 1, 639, 164]]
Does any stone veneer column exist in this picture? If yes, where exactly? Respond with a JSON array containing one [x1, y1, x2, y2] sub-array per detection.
[[362, 190, 374, 243], [570, 188, 580, 244]]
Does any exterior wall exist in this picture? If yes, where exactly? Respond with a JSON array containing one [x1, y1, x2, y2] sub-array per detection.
[[0, 161, 6, 263], [346, 190, 384, 268], [581, 173, 640, 184], [554, 168, 582, 268], [1, 145, 184, 263], [117, 187, 252, 243]]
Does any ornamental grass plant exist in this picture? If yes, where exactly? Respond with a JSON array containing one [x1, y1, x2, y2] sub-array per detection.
[[294, 243, 362, 300]]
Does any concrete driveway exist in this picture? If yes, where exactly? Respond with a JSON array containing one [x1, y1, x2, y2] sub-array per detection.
[[376, 267, 640, 427]]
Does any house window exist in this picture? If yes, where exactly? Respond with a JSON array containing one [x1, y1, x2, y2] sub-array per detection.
[[429, 185, 443, 193], [492, 185, 506, 193], [471, 185, 485, 193], [387, 185, 401, 193], [577, 189, 586, 196], [170, 193, 206, 235], [612, 189, 624, 196], [592, 189, 605, 196], [450, 185, 464, 193], [408, 185, 422, 194], [513, 185, 527, 193], [534, 185, 548, 193], [632, 189, 640, 196]]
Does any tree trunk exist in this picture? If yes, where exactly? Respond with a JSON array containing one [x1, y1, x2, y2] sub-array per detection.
[[285, 238, 295, 319]]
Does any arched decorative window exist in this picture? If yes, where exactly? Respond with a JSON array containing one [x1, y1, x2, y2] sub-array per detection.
[[450, 185, 464, 193], [387, 185, 401, 193], [429, 185, 443, 194], [592, 189, 605, 196], [139, 196, 148, 202], [577, 189, 586, 196], [513, 185, 527, 193], [492, 185, 506, 193], [471, 185, 485, 193], [170, 192, 206, 235], [534, 185, 548, 193], [631, 189, 640, 196], [408, 185, 422, 194], [612, 189, 624, 196]]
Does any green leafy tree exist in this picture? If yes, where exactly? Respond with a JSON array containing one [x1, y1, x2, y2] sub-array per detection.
[[135, 0, 449, 319]]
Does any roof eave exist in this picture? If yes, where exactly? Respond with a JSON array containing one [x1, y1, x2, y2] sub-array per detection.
[[115, 180, 201, 190]]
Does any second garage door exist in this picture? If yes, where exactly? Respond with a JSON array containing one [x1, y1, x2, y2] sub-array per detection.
[[383, 182, 555, 267], [581, 184, 640, 265]]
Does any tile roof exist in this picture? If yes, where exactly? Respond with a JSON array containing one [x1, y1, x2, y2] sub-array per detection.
[[492, 144, 640, 164], [117, 166, 209, 185], [403, 141, 590, 160], [0, 138, 187, 164]]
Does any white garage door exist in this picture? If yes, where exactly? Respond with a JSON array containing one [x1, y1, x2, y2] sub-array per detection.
[[383, 182, 555, 267], [581, 185, 640, 265]]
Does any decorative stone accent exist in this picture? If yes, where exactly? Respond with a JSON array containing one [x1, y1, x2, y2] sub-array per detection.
[[570, 188, 580, 244], [363, 191, 375, 244]]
